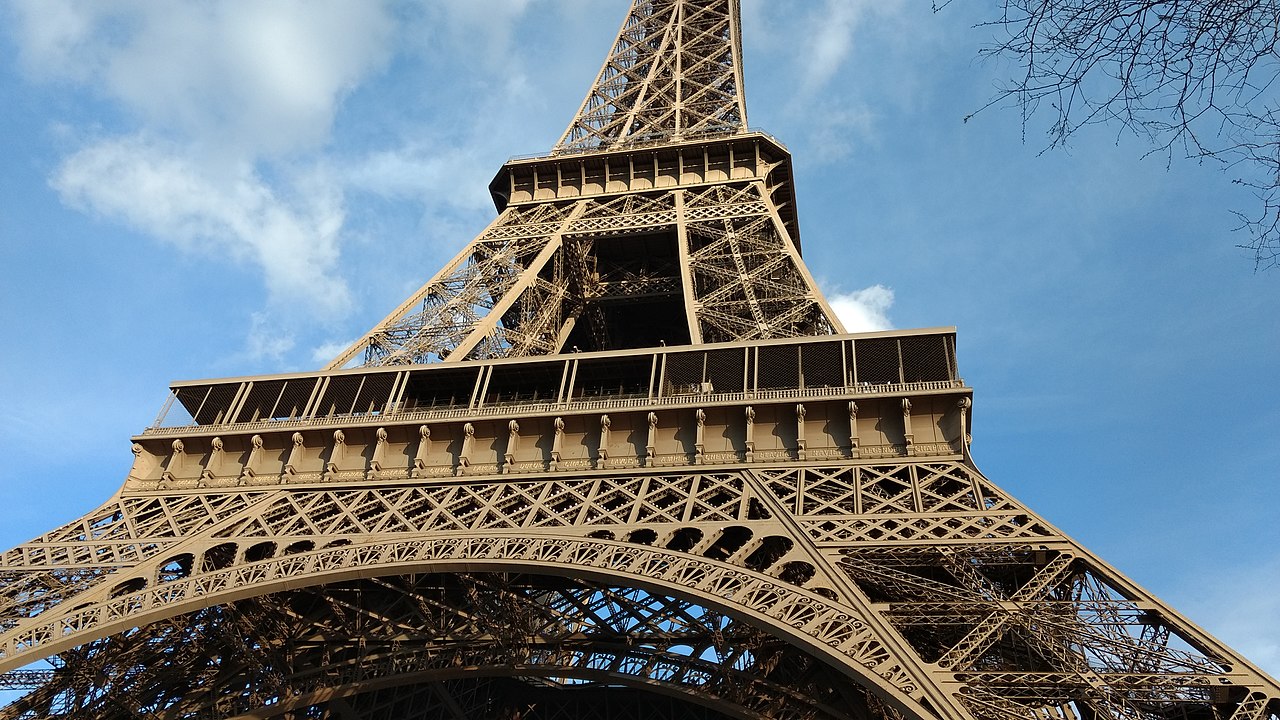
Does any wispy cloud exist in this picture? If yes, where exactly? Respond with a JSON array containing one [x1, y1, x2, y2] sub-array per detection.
[[422, 0, 537, 59], [310, 338, 357, 366], [794, 0, 905, 95], [828, 285, 895, 332], [245, 312, 297, 365], [762, 0, 906, 162], [55, 136, 351, 313], [7, 0, 397, 326], [799, 0, 869, 96], [9, 0, 396, 154], [806, 103, 877, 161], [345, 141, 501, 215]]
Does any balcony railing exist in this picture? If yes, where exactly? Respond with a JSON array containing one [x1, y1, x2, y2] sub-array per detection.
[[142, 378, 966, 437], [505, 128, 788, 163]]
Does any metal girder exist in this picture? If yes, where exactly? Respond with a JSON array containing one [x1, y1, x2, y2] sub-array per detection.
[[327, 181, 843, 369], [3, 1, 1280, 719], [324, 203, 580, 369], [2, 460, 1276, 720], [556, 0, 747, 152], [1, 574, 873, 720]]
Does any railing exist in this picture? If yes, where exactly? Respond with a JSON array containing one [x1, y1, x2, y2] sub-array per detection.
[[505, 127, 789, 163], [142, 379, 966, 437]]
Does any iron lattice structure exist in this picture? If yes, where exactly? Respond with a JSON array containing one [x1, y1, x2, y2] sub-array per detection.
[[554, 0, 747, 152], [1, 1, 1277, 719]]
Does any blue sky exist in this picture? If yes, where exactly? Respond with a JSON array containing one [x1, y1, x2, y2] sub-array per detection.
[[0, 0, 1276, 678]]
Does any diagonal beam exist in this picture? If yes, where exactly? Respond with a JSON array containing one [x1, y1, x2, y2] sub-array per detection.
[[1231, 692, 1276, 720], [556, 0, 746, 152], [936, 553, 1076, 670], [322, 210, 515, 370]]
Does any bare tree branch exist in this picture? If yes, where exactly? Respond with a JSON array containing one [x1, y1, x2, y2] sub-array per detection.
[[954, 1, 1280, 269]]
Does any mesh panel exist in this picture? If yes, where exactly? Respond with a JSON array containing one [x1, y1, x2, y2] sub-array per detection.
[[664, 352, 704, 395], [704, 349, 745, 394], [757, 345, 800, 389], [175, 386, 211, 423], [273, 380, 316, 420], [351, 373, 399, 415], [853, 338, 900, 384], [193, 384, 241, 425], [900, 335, 952, 383], [401, 368, 481, 411], [487, 362, 566, 404], [316, 375, 364, 417], [233, 380, 287, 423], [800, 341, 843, 388], [574, 357, 652, 398], [159, 390, 197, 427]]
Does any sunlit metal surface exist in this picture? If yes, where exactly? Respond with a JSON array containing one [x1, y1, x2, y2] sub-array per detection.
[[1, 1, 1277, 719]]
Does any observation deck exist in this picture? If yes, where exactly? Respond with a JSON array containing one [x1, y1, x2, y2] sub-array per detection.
[[131, 328, 973, 493]]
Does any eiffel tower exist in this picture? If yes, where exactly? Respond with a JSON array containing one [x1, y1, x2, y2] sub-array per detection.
[[1, 1, 1276, 719]]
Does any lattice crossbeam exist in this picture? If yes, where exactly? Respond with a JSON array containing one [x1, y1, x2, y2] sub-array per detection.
[[556, 0, 746, 152], [327, 180, 841, 368], [0, 456, 1276, 720], [0, 572, 876, 720], [4, 2, 1280, 719]]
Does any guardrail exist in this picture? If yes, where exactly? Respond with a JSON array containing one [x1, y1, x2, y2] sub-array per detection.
[[142, 379, 966, 436], [505, 127, 789, 163]]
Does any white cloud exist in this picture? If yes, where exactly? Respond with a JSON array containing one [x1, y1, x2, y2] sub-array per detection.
[[6, 0, 98, 80], [311, 338, 358, 366], [54, 135, 351, 313], [751, 0, 907, 160], [829, 285, 895, 332], [797, 0, 903, 96], [246, 312, 296, 364], [7, 0, 396, 328], [346, 143, 495, 213], [429, 0, 536, 55], [806, 101, 877, 162], [5, 0, 560, 350], [10, 0, 395, 155], [799, 1, 865, 95]]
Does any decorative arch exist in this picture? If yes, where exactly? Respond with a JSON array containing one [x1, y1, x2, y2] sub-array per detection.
[[11, 574, 853, 719], [1, 535, 931, 720]]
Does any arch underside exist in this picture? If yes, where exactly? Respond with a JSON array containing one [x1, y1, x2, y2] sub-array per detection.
[[2, 572, 900, 720], [1, 463, 1276, 720]]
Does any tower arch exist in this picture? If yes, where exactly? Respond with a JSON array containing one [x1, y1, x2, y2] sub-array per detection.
[[1, 537, 934, 720]]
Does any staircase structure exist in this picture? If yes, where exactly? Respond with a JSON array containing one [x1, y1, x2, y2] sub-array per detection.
[[1, 2, 1276, 719]]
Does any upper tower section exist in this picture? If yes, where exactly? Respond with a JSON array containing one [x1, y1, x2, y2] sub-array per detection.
[[323, 0, 842, 370], [555, 0, 747, 153]]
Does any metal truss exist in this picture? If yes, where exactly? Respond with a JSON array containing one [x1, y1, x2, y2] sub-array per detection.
[[326, 182, 841, 369], [3, 0, 1278, 718], [325, 203, 581, 368], [1, 575, 876, 720], [555, 0, 747, 153], [681, 184, 836, 343], [1, 461, 1276, 719], [323, 0, 834, 370]]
